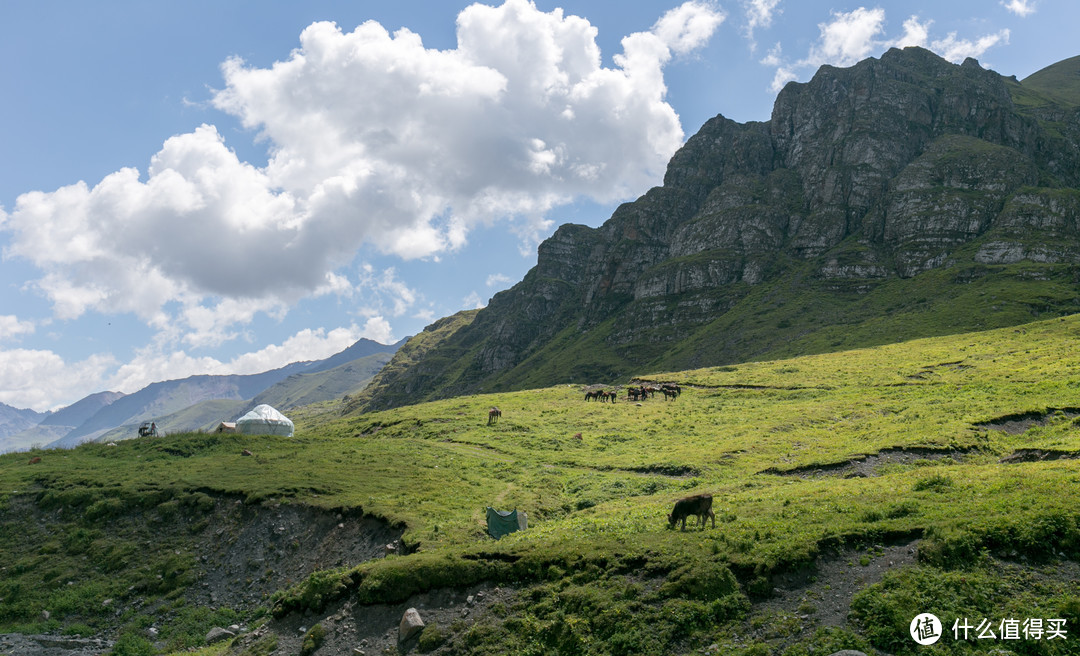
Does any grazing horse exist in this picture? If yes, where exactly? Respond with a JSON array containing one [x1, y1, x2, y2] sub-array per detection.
[[668, 493, 715, 531], [662, 387, 678, 401], [627, 388, 640, 401], [662, 384, 681, 397], [584, 390, 601, 401], [488, 407, 502, 425]]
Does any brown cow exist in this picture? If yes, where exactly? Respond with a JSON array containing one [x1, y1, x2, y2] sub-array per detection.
[[668, 493, 715, 531], [488, 407, 502, 425]]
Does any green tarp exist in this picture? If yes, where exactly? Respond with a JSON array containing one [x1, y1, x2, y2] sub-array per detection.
[[486, 507, 527, 539]]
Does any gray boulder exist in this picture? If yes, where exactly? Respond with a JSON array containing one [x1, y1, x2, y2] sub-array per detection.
[[399, 607, 425, 643], [205, 627, 236, 644]]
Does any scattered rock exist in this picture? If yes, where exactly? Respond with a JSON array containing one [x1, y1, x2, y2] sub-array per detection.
[[40, 610, 49, 621], [399, 608, 425, 643], [241, 449, 253, 456]]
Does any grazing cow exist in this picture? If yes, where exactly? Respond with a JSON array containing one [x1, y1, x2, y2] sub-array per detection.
[[668, 493, 715, 531], [488, 407, 502, 425]]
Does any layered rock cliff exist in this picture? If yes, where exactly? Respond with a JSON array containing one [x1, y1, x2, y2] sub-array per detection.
[[357, 47, 1080, 412]]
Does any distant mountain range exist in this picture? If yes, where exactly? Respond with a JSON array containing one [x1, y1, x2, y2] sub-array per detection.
[[353, 47, 1080, 412], [0, 337, 404, 452]]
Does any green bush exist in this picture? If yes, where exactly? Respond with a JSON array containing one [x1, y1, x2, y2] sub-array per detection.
[[300, 623, 326, 656], [417, 622, 447, 652], [109, 632, 154, 656], [912, 473, 953, 492], [84, 497, 127, 522], [658, 560, 739, 602]]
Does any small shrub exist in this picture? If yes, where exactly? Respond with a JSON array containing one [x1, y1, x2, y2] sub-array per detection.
[[109, 632, 154, 656], [886, 501, 917, 519], [659, 560, 739, 602], [860, 509, 883, 523], [781, 626, 871, 656], [237, 634, 278, 656], [913, 473, 954, 492], [84, 497, 126, 522], [1058, 596, 1080, 629], [300, 623, 326, 656], [417, 622, 447, 653]]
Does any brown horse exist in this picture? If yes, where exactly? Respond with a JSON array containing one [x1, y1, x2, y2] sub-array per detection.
[[668, 493, 715, 530], [488, 407, 502, 425]]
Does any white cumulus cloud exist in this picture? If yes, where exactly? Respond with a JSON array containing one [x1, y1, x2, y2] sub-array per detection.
[[104, 323, 380, 397], [0, 315, 35, 341], [1, 0, 720, 354], [765, 7, 1011, 92], [743, 0, 782, 48], [486, 273, 514, 288], [0, 349, 116, 411], [1001, 0, 1036, 17]]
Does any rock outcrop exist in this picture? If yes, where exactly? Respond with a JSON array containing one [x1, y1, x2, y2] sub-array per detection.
[[357, 47, 1080, 411]]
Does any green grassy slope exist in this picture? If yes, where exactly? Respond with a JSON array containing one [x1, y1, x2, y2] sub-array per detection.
[[3, 316, 1080, 654], [1021, 55, 1080, 108], [251, 351, 393, 411], [345, 309, 481, 413]]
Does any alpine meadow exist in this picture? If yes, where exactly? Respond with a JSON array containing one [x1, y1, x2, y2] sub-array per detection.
[[4, 40, 1080, 656]]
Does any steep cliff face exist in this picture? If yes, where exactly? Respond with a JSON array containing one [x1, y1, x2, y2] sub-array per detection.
[[358, 47, 1080, 411]]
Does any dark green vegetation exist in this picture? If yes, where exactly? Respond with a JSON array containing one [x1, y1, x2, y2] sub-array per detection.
[[353, 47, 1080, 413], [3, 314, 1080, 654]]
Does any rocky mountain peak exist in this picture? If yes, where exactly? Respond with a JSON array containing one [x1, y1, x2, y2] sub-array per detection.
[[356, 47, 1080, 412]]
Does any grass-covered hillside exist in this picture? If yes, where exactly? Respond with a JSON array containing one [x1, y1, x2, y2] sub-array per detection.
[[3, 316, 1080, 655]]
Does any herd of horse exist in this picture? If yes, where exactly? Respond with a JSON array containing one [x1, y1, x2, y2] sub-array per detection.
[[586, 383, 682, 402], [487, 381, 714, 531]]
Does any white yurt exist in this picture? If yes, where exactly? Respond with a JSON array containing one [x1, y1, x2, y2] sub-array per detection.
[[235, 404, 294, 437]]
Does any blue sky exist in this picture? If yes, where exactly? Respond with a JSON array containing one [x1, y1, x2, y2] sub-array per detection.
[[0, 0, 1075, 411]]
